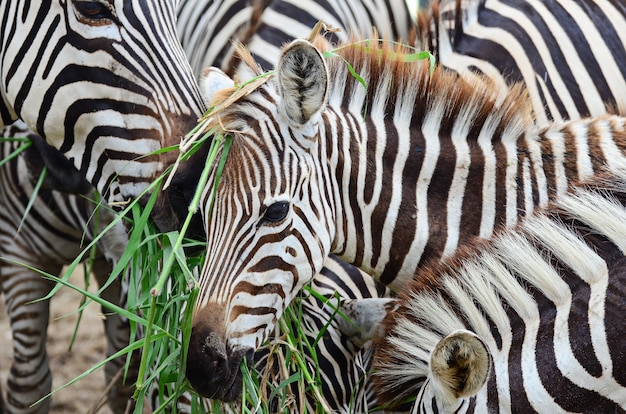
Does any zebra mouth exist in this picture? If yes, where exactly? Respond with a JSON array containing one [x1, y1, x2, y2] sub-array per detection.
[[186, 327, 253, 401]]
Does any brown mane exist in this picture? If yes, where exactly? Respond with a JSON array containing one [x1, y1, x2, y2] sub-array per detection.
[[203, 32, 534, 148]]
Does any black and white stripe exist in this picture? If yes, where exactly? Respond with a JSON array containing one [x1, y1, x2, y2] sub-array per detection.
[[0, 1, 205, 205], [176, 0, 413, 80], [416, 0, 626, 126], [166, 1, 414, 409], [151, 256, 391, 413], [184, 37, 626, 401]]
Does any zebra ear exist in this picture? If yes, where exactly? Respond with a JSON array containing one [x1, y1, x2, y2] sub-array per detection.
[[429, 330, 490, 405], [276, 39, 328, 128], [199, 67, 235, 107]]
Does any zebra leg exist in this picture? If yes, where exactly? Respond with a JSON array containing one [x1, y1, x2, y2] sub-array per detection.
[[88, 211, 139, 414], [90, 257, 139, 414], [1, 260, 58, 414]]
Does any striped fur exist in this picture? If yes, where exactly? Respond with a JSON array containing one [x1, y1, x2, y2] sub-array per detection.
[[373, 164, 626, 412], [0, 122, 136, 413], [176, 0, 261, 78], [185, 36, 626, 401], [176, 0, 413, 80], [414, 0, 626, 126], [237, 0, 413, 74], [0, 1, 205, 208]]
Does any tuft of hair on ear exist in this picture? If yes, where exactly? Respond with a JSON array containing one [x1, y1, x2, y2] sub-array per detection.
[[234, 41, 264, 79], [276, 39, 328, 127], [199, 67, 235, 108], [430, 330, 491, 404]]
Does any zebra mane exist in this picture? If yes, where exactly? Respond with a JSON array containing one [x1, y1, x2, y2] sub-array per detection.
[[205, 33, 535, 145], [372, 163, 626, 404], [322, 34, 534, 146]]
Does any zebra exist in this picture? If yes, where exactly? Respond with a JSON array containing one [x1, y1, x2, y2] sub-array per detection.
[[175, 0, 260, 80], [0, 2, 207, 410], [0, 121, 137, 413], [0, 2, 410, 410], [175, 1, 626, 405], [181, 36, 626, 400], [372, 164, 626, 412], [412, 0, 626, 126], [164, 0, 415, 409], [0, 1, 205, 229]]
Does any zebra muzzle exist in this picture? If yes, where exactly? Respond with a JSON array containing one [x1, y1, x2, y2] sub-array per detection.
[[186, 324, 253, 401]]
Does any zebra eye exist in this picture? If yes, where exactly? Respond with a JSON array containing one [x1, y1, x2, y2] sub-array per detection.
[[74, 1, 114, 21], [262, 201, 290, 223]]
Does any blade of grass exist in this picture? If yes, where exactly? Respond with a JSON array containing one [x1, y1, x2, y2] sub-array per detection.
[[17, 165, 46, 233]]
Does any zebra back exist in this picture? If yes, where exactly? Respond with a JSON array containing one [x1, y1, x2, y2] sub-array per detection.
[[176, 0, 262, 77], [176, 0, 413, 80], [414, 0, 626, 125]]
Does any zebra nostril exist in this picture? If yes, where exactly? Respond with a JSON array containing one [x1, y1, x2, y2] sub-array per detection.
[[185, 323, 250, 402]]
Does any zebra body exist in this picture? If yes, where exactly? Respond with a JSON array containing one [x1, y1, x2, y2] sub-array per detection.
[[184, 37, 626, 400], [239, 0, 413, 73], [0, 1, 207, 410], [0, 1, 204, 213], [0, 122, 135, 413], [372, 165, 626, 412], [176, 0, 258, 78], [2, 2, 410, 410], [416, 0, 626, 125]]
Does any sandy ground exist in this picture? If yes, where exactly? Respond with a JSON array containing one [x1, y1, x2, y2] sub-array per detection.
[[0, 267, 115, 414]]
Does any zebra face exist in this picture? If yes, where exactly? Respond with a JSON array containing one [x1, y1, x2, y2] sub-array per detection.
[[186, 39, 332, 400], [0, 0, 205, 204]]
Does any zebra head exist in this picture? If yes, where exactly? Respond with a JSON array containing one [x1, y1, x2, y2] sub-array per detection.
[[0, 1, 205, 207], [186, 39, 335, 400]]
